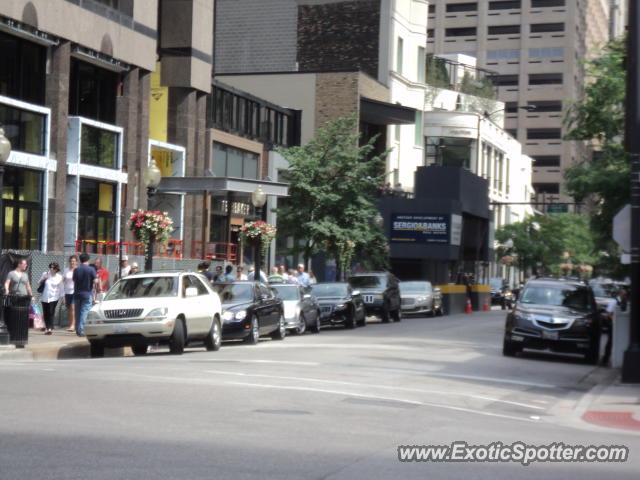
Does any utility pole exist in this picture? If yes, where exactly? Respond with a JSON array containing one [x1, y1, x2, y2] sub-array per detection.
[[622, 0, 640, 383]]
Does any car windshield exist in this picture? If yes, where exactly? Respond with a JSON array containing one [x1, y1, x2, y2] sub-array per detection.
[[312, 283, 348, 298], [105, 276, 178, 300], [212, 284, 254, 304], [400, 282, 430, 294], [349, 276, 385, 288], [271, 285, 300, 301], [520, 284, 593, 311], [489, 278, 503, 290]]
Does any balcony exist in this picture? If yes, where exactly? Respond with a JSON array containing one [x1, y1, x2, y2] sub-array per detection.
[[426, 55, 498, 101]]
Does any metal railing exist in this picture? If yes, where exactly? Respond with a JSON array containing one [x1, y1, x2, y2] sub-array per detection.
[[74, 239, 184, 259], [191, 241, 238, 263]]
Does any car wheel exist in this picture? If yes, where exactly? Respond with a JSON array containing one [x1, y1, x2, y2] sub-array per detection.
[[89, 342, 104, 358], [205, 317, 222, 351], [169, 318, 185, 355], [131, 344, 148, 356], [381, 303, 391, 323], [311, 311, 321, 333], [357, 311, 366, 327], [392, 308, 402, 322], [585, 335, 600, 364], [244, 316, 260, 345], [296, 314, 307, 335], [272, 312, 286, 340], [502, 337, 521, 357]]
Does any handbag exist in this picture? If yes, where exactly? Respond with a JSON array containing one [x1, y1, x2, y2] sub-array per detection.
[[37, 279, 45, 294], [29, 303, 45, 330]]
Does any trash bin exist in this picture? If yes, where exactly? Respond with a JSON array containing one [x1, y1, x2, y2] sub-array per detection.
[[1, 294, 31, 348]]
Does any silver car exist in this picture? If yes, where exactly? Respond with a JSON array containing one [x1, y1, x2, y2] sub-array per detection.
[[399, 281, 443, 316], [270, 284, 321, 334]]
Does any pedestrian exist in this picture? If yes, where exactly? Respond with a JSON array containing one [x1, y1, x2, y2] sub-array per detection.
[[616, 287, 628, 312], [223, 264, 235, 282], [38, 262, 63, 335], [308, 269, 317, 285], [286, 269, 300, 285], [94, 257, 110, 296], [4, 258, 32, 297], [130, 262, 139, 274], [268, 266, 284, 284], [63, 255, 78, 332], [73, 253, 98, 337], [213, 265, 224, 282], [113, 255, 131, 282], [278, 264, 289, 281], [197, 261, 213, 282], [236, 266, 248, 281], [295, 264, 310, 287], [601, 297, 617, 366], [248, 266, 267, 282]]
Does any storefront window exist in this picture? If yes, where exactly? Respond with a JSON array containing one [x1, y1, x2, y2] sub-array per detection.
[[77, 179, 116, 241], [0, 32, 46, 105], [1, 167, 42, 250], [81, 124, 118, 168], [0, 103, 46, 155]]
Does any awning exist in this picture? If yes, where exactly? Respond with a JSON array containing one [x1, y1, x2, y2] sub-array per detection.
[[157, 176, 289, 197], [360, 97, 416, 126]]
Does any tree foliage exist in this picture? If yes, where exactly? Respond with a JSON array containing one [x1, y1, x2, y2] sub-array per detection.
[[495, 214, 597, 277], [275, 115, 389, 278]]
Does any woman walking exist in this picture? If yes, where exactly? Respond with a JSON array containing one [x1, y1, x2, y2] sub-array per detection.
[[38, 262, 64, 335], [62, 255, 78, 332]]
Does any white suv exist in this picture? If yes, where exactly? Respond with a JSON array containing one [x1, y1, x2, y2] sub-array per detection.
[[84, 271, 222, 357]]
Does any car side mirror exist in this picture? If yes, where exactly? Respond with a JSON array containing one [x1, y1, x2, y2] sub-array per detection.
[[185, 287, 198, 297], [352, 290, 360, 296]]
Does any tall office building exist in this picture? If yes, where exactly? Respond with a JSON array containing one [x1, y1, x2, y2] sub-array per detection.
[[427, 0, 610, 212]]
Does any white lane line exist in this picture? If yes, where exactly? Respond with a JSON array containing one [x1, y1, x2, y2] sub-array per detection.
[[198, 359, 320, 366], [225, 381, 538, 423], [205, 370, 546, 410]]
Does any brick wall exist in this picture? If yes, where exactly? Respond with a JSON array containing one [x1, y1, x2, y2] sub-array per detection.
[[314, 72, 360, 130], [297, 0, 381, 78]]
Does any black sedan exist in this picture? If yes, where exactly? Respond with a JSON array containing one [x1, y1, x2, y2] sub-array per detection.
[[311, 282, 366, 329], [212, 281, 286, 344]]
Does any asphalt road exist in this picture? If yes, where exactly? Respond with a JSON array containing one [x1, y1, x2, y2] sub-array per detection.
[[1, 310, 638, 480]]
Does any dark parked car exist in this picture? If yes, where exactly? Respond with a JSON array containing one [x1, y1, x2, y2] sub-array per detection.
[[503, 277, 602, 363], [490, 278, 515, 310], [348, 272, 401, 322], [212, 282, 285, 344], [311, 282, 366, 328], [399, 281, 443, 316], [270, 284, 321, 334]]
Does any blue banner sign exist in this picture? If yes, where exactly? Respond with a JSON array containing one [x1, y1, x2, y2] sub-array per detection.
[[390, 214, 451, 244]]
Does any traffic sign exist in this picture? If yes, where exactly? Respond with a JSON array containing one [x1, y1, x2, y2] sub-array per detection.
[[613, 204, 631, 252], [547, 204, 568, 214]]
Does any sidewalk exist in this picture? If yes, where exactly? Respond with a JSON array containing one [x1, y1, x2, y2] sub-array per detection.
[[0, 329, 125, 361]]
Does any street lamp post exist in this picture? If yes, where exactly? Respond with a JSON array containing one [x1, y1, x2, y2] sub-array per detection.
[[142, 158, 162, 272], [0, 128, 12, 346], [251, 185, 267, 282]]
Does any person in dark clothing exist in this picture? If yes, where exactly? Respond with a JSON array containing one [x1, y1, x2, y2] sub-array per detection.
[[197, 261, 213, 283], [72, 253, 98, 337]]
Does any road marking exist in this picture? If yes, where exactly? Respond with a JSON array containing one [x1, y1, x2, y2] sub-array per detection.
[[225, 381, 538, 423], [205, 370, 546, 410], [197, 359, 320, 366]]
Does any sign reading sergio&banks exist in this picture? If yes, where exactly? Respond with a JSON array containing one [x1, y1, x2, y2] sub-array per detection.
[[390, 214, 461, 245]]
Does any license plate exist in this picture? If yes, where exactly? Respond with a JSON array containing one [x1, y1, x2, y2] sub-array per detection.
[[542, 330, 558, 340], [114, 326, 129, 334], [363, 295, 374, 304]]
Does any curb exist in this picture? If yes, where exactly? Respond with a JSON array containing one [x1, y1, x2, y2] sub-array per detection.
[[0, 340, 128, 361]]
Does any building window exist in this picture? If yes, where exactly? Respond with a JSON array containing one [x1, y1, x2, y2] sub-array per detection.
[[0, 103, 46, 156], [533, 156, 561, 167], [445, 27, 477, 37], [529, 73, 563, 85], [489, 1, 521, 9], [533, 183, 560, 194], [531, 0, 565, 7], [527, 128, 562, 140], [446, 2, 477, 12], [528, 47, 565, 58], [530, 23, 565, 33], [488, 25, 521, 35], [487, 49, 520, 60], [94, 0, 134, 16], [1, 167, 42, 250], [396, 37, 404, 75], [69, 59, 119, 124], [417, 47, 426, 83], [80, 125, 118, 169], [428, 5, 436, 13], [0, 31, 46, 105], [494, 75, 519, 86], [527, 100, 562, 112], [415, 111, 423, 147], [428, 137, 473, 169], [505, 102, 518, 113], [213, 143, 259, 180], [506, 129, 517, 139], [77, 179, 116, 242]]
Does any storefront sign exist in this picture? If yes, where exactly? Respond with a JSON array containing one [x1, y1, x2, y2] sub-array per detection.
[[390, 214, 453, 244]]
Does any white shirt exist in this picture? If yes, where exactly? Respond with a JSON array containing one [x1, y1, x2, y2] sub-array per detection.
[[63, 268, 75, 294], [40, 271, 64, 303], [606, 298, 617, 315]]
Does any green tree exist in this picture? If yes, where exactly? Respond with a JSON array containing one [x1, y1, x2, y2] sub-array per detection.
[[275, 115, 389, 278], [563, 38, 628, 270]]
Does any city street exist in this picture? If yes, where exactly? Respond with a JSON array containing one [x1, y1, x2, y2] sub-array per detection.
[[1, 310, 638, 480]]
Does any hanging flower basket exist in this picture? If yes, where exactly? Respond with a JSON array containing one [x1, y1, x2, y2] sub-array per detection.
[[129, 210, 174, 246], [240, 221, 277, 257], [500, 255, 517, 265]]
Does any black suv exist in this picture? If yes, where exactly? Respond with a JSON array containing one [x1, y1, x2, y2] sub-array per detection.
[[348, 272, 401, 322], [503, 277, 601, 363]]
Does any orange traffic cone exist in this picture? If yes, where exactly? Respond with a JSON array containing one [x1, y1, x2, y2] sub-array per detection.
[[465, 297, 473, 314], [483, 297, 490, 311]]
